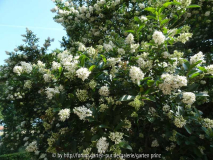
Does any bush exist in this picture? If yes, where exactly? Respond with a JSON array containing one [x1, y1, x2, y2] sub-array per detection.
[[0, 152, 31, 160], [0, 0, 213, 160]]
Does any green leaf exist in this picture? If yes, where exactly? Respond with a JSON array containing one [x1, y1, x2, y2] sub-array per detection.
[[115, 121, 125, 131], [182, 61, 190, 71], [188, 83, 199, 92], [190, 60, 202, 69], [147, 15, 156, 20], [187, 5, 200, 8], [89, 65, 96, 71], [134, 16, 140, 23], [144, 7, 156, 14], [119, 95, 135, 101], [198, 66, 207, 73], [100, 54, 106, 63], [161, 19, 169, 25], [147, 80, 154, 87], [119, 141, 133, 151], [163, 2, 173, 7], [189, 72, 200, 79], [53, 108, 60, 112], [126, 30, 135, 33], [195, 93, 209, 97], [91, 135, 99, 142], [98, 124, 110, 129], [184, 125, 192, 134]]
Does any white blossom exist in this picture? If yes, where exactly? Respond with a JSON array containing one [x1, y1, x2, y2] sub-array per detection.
[[76, 68, 91, 81], [58, 109, 70, 122], [96, 137, 109, 153], [129, 66, 144, 84], [152, 31, 165, 45], [73, 106, 92, 120], [99, 86, 110, 96]]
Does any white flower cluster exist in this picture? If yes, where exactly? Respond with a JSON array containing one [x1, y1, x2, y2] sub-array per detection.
[[203, 118, 213, 128], [129, 66, 144, 84], [107, 57, 121, 66], [109, 132, 124, 144], [58, 108, 70, 122], [151, 139, 159, 147], [177, 0, 191, 7], [190, 51, 205, 65], [73, 106, 92, 121], [26, 141, 38, 153], [43, 73, 52, 82], [118, 48, 125, 55], [163, 104, 170, 112], [96, 137, 109, 153], [52, 61, 61, 70], [182, 92, 196, 105], [13, 62, 32, 75], [152, 31, 165, 45], [87, 46, 96, 57], [45, 86, 62, 99], [76, 67, 91, 81], [174, 116, 186, 128], [76, 89, 89, 102], [103, 41, 115, 52], [125, 33, 134, 44], [99, 86, 110, 96], [24, 80, 32, 89], [159, 73, 187, 95], [205, 65, 213, 75], [89, 80, 97, 89], [136, 58, 153, 70], [99, 104, 108, 112], [176, 33, 193, 44], [13, 66, 23, 76], [37, 60, 46, 73]]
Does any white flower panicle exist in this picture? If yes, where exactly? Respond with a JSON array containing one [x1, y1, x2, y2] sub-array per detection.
[[109, 132, 124, 144], [205, 65, 213, 75], [163, 105, 170, 112], [26, 141, 38, 152], [177, 0, 191, 7], [43, 73, 52, 82], [87, 46, 96, 56], [96, 137, 109, 153], [76, 67, 91, 81], [20, 62, 32, 74], [174, 116, 186, 128], [152, 31, 165, 45], [203, 118, 213, 128], [151, 139, 159, 147], [182, 92, 196, 105], [73, 106, 92, 120], [52, 61, 61, 70], [190, 51, 205, 65], [125, 33, 134, 44], [13, 66, 23, 76], [45, 87, 60, 99], [24, 80, 32, 89], [129, 66, 144, 84], [76, 89, 89, 102], [159, 73, 187, 95], [58, 109, 70, 122], [99, 86, 110, 96], [118, 48, 125, 55]]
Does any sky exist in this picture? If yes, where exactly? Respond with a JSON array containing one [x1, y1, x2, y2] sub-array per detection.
[[0, 0, 66, 65]]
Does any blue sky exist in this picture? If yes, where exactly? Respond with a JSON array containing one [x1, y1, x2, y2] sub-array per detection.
[[0, 0, 66, 65]]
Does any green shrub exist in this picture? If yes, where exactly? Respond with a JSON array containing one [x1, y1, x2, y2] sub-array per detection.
[[0, 152, 31, 160]]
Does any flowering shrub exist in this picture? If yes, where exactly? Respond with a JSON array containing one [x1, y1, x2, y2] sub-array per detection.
[[1, 0, 213, 159]]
